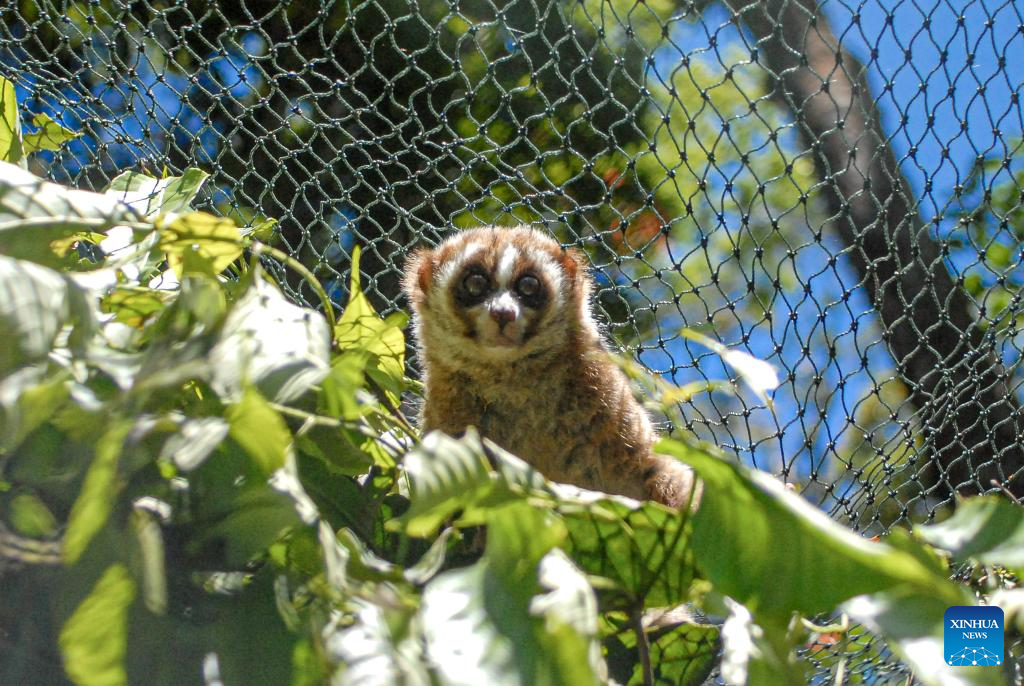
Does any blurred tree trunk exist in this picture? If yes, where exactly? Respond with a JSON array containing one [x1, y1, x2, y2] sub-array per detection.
[[721, 0, 1023, 499]]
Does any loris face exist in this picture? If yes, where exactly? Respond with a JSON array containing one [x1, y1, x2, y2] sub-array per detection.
[[403, 226, 588, 363]]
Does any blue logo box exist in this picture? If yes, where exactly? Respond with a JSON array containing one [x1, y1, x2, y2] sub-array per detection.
[[944, 606, 1004, 666]]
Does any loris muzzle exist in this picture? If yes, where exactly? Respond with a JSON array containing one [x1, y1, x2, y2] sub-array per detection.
[[402, 226, 696, 508]]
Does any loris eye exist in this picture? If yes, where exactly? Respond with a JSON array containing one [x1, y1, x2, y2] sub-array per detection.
[[516, 275, 541, 297], [463, 273, 490, 297]]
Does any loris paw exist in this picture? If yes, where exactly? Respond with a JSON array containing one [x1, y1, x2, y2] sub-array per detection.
[[645, 455, 701, 510]]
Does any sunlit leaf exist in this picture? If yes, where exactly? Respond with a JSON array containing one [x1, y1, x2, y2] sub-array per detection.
[[22, 113, 80, 154], [0, 76, 23, 166], [157, 211, 241, 277], [420, 505, 601, 686], [329, 600, 429, 686], [334, 245, 406, 401], [0, 255, 93, 375], [58, 563, 136, 686], [159, 417, 229, 471], [719, 599, 806, 686], [844, 589, 1002, 686], [0, 365, 70, 452], [102, 287, 171, 328], [130, 507, 167, 615]]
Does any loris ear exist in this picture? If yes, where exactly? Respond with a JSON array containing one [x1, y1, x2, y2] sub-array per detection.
[[402, 247, 436, 303], [558, 246, 589, 283]]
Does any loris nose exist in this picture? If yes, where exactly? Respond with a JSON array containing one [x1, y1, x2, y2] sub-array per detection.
[[489, 306, 516, 328]]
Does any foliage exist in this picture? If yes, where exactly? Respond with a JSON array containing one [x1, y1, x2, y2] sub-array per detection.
[[0, 93, 1021, 686]]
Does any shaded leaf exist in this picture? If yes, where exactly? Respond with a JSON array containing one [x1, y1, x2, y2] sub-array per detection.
[[8, 492, 58, 537]]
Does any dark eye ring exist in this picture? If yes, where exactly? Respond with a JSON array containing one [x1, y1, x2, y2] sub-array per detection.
[[463, 273, 489, 297], [516, 275, 541, 297]]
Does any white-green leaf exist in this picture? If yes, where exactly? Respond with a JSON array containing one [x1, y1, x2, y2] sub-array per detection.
[[58, 563, 136, 686], [421, 507, 601, 686], [105, 168, 209, 218], [0, 161, 139, 264], [0, 255, 94, 376], [210, 274, 330, 403], [159, 416, 229, 471], [328, 600, 430, 686]]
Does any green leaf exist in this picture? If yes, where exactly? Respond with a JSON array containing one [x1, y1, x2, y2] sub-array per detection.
[[8, 492, 58, 537], [64, 421, 131, 565], [22, 113, 80, 154], [210, 273, 330, 403], [0, 161, 139, 265], [562, 494, 694, 608], [157, 211, 241, 277], [105, 168, 209, 218], [0, 76, 23, 166], [656, 437, 960, 625], [633, 622, 718, 686], [58, 563, 136, 686], [226, 386, 291, 475], [916, 495, 1024, 572], [334, 245, 406, 400]]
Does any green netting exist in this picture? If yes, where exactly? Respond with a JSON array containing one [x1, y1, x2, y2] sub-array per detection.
[[2, 0, 1022, 681]]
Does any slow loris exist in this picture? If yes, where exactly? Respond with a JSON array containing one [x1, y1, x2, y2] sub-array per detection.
[[402, 225, 694, 508]]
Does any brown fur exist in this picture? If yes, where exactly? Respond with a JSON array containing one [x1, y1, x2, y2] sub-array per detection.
[[403, 226, 696, 508]]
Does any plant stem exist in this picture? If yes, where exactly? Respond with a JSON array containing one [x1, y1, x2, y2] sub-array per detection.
[[251, 240, 337, 330], [632, 604, 654, 686]]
